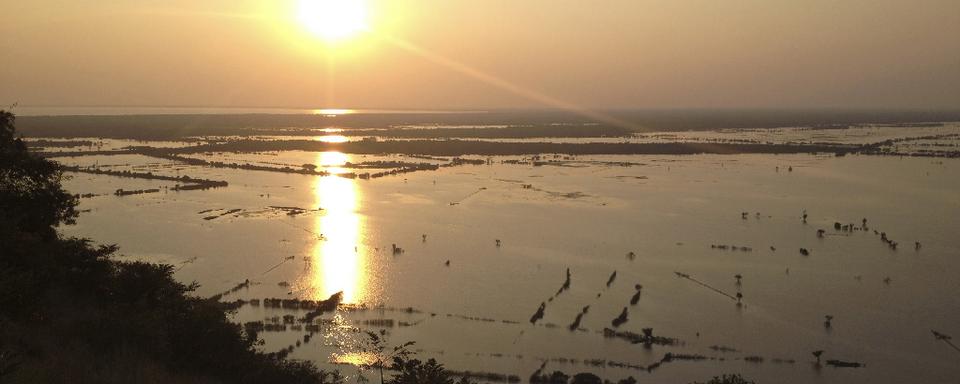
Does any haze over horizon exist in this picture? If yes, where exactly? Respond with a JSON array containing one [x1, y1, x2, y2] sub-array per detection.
[[4, 3, 960, 384], [2, 0, 959, 111]]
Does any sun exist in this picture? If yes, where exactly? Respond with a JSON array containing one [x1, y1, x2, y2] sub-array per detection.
[[297, 0, 369, 42]]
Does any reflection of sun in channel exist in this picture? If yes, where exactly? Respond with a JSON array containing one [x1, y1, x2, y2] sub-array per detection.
[[297, 0, 369, 42], [317, 151, 350, 174], [305, 156, 369, 303], [318, 151, 349, 167], [317, 135, 349, 144], [313, 108, 355, 116]]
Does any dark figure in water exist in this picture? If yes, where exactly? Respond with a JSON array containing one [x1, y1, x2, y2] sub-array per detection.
[[932, 330, 952, 341], [826, 360, 862, 368], [556, 268, 571, 296], [530, 302, 546, 324], [568, 312, 586, 331], [304, 291, 344, 322], [642, 328, 654, 340], [800, 248, 810, 256], [611, 307, 629, 327], [630, 290, 642, 305], [824, 315, 833, 328], [606, 271, 617, 287], [930, 330, 960, 353]]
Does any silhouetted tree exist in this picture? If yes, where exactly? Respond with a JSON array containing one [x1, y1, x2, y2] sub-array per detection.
[[356, 329, 415, 384], [1, 109, 332, 382], [571, 372, 602, 384], [0, 110, 77, 237], [388, 357, 456, 384]]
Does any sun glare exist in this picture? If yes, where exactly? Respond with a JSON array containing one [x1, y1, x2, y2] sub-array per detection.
[[313, 108, 355, 116], [297, 0, 369, 42]]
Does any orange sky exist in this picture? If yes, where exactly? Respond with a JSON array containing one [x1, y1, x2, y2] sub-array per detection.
[[1, 0, 958, 110]]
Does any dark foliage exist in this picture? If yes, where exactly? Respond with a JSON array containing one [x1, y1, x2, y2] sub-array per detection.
[[570, 372, 602, 384], [0, 110, 77, 237], [388, 357, 460, 384], [0, 110, 477, 384], [0, 110, 325, 383]]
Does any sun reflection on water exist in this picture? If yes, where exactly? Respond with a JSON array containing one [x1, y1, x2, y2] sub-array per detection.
[[303, 152, 371, 303], [331, 351, 377, 366], [318, 151, 351, 174], [313, 108, 355, 116], [316, 135, 349, 143]]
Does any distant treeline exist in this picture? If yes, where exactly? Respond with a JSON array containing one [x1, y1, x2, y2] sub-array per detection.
[[16, 109, 960, 139], [61, 165, 229, 190], [371, 124, 632, 139], [24, 139, 95, 147], [167, 139, 858, 157]]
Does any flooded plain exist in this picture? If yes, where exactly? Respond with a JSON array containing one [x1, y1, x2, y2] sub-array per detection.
[[43, 136, 960, 384]]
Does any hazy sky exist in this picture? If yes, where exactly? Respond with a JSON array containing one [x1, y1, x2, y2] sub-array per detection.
[[1, 0, 958, 110]]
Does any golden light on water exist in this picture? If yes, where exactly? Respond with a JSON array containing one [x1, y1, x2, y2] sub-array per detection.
[[317, 150, 351, 174], [316, 135, 349, 143], [318, 151, 349, 166], [331, 351, 377, 366], [313, 108, 356, 116], [304, 152, 370, 303]]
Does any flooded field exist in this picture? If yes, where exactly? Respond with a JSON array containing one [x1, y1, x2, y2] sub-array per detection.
[[24, 122, 960, 151], [8, 0, 960, 380], [46, 135, 960, 383]]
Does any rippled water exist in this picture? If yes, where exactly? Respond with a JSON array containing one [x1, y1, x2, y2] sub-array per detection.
[[56, 151, 960, 384]]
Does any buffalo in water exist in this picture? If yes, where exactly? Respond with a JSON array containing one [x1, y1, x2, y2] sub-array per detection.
[[630, 285, 643, 305], [611, 307, 629, 327], [530, 302, 546, 324]]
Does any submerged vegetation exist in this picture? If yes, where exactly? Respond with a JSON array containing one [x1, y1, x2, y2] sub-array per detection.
[[0, 110, 328, 382], [0, 110, 476, 384], [11, 105, 959, 383], [16, 110, 960, 141]]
